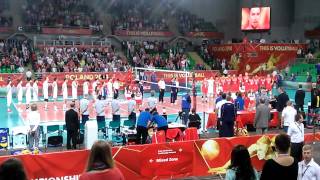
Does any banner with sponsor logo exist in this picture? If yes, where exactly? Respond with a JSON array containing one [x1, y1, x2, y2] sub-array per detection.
[[0, 71, 239, 96], [42, 27, 92, 35], [186, 32, 224, 39], [114, 30, 174, 37], [209, 43, 307, 74], [0, 133, 319, 180]]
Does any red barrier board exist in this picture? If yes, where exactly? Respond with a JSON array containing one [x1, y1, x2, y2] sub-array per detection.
[[0, 27, 13, 33], [0, 133, 319, 179], [42, 27, 92, 35], [114, 30, 174, 37], [209, 43, 307, 74]]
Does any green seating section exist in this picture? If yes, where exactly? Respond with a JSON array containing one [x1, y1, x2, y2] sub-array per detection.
[[288, 63, 317, 82], [0, 66, 18, 73]]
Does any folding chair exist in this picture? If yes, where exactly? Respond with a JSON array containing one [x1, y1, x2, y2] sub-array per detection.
[[108, 121, 123, 145]]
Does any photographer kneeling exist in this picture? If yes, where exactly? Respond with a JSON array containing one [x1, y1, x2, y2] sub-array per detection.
[[188, 108, 201, 129]]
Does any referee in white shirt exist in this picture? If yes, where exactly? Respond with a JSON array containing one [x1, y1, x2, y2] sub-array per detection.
[[95, 95, 105, 125], [288, 112, 304, 161], [158, 79, 165, 103], [111, 94, 121, 132], [80, 95, 90, 125], [26, 103, 40, 149], [128, 93, 136, 125], [298, 144, 320, 180], [147, 91, 157, 113]]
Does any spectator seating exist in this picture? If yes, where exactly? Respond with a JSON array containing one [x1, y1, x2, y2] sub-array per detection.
[[22, 0, 102, 32]]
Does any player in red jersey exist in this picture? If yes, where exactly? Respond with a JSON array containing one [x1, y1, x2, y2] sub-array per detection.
[[201, 78, 209, 102], [231, 74, 238, 93]]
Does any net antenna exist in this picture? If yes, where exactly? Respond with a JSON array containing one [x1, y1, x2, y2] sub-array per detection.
[[134, 67, 191, 90]]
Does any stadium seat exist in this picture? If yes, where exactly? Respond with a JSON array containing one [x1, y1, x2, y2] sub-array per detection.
[[166, 128, 184, 142], [183, 127, 199, 141], [151, 130, 166, 144]]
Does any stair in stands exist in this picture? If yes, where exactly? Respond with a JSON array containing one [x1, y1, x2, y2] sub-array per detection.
[[187, 52, 211, 70]]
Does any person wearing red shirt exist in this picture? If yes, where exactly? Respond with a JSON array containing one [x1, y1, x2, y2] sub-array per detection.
[[225, 75, 232, 92], [231, 74, 238, 93], [266, 74, 273, 91], [80, 140, 125, 180], [201, 78, 209, 102]]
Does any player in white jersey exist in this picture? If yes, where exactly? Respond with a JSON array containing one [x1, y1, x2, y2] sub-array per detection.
[[43, 77, 49, 110], [207, 77, 215, 98], [52, 77, 58, 111], [92, 79, 99, 100], [62, 78, 68, 111], [83, 79, 89, 96], [113, 79, 120, 98], [71, 78, 78, 100], [6, 80, 12, 112], [25, 80, 32, 110], [32, 79, 39, 102], [107, 79, 113, 101], [16, 80, 23, 112]]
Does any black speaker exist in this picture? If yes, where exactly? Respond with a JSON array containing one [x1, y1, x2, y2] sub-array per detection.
[[47, 136, 63, 147]]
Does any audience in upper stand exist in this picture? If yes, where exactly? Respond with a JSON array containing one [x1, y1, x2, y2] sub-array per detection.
[[33, 46, 129, 73], [0, 0, 12, 27], [22, 0, 103, 32], [124, 40, 189, 70], [110, 0, 169, 32], [177, 10, 217, 35], [0, 39, 33, 73]]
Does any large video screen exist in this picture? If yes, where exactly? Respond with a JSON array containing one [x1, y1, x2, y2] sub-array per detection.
[[241, 7, 270, 31]]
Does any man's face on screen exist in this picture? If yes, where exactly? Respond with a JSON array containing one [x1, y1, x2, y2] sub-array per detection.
[[249, 7, 261, 29]]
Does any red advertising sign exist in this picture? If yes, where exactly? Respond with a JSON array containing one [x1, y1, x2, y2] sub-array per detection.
[[0, 133, 319, 179], [209, 43, 307, 74], [114, 30, 174, 37], [186, 32, 224, 39], [42, 27, 92, 35], [305, 29, 320, 38], [0, 27, 13, 33]]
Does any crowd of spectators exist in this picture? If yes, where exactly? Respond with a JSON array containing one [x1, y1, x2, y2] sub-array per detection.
[[110, 0, 169, 32], [123, 40, 189, 70], [177, 10, 217, 35], [33, 46, 129, 73], [0, 0, 12, 27], [22, 0, 103, 32], [0, 39, 33, 73]]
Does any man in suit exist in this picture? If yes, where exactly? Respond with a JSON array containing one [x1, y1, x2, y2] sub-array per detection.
[[254, 98, 271, 134], [295, 84, 305, 112], [219, 96, 237, 137], [65, 101, 80, 150], [276, 87, 289, 128]]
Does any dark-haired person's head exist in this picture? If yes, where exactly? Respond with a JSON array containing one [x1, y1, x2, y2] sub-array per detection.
[[70, 101, 75, 108], [221, 93, 227, 99], [145, 108, 150, 112], [131, 93, 135, 98], [86, 140, 114, 172], [275, 133, 291, 154], [0, 158, 27, 180], [295, 112, 303, 123], [229, 145, 255, 180]]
